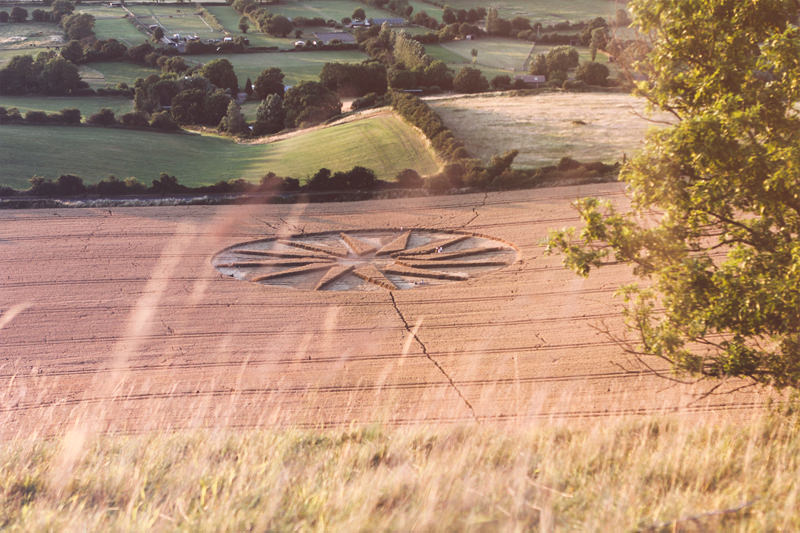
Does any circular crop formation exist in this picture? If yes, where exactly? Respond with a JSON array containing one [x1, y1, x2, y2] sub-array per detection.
[[212, 229, 519, 291]]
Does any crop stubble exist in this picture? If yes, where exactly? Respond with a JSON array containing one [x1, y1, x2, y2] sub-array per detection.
[[0, 184, 768, 438]]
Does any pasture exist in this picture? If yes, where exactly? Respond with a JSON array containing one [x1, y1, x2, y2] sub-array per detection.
[[443, 0, 621, 25], [0, 112, 438, 188], [78, 61, 158, 89], [0, 46, 48, 67], [435, 37, 535, 72], [429, 92, 667, 166], [268, 0, 395, 22], [91, 16, 149, 46], [128, 4, 222, 41], [0, 20, 64, 49], [0, 94, 133, 116], [185, 49, 368, 87]]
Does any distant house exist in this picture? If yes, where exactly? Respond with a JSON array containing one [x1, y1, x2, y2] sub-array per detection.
[[370, 17, 406, 26], [312, 32, 356, 45], [515, 74, 546, 87], [348, 18, 369, 27]]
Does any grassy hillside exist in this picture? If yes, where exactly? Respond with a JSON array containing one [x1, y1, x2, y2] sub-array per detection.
[[1, 411, 798, 530], [0, 112, 438, 188]]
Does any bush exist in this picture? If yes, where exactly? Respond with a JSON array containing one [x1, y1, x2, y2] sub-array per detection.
[[453, 67, 489, 93], [87, 108, 116, 126], [575, 61, 609, 86], [58, 107, 81, 124], [24, 110, 48, 123], [120, 111, 149, 127], [395, 168, 423, 188], [149, 111, 180, 131]]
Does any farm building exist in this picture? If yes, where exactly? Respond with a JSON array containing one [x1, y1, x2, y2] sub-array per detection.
[[312, 32, 356, 45]]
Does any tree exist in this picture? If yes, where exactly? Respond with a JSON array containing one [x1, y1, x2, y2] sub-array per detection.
[[60, 40, 83, 64], [453, 66, 488, 93], [442, 6, 456, 25], [238, 16, 249, 33], [282, 81, 341, 128], [253, 67, 284, 99], [87, 108, 116, 126], [152, 26, 164, 42], [266, 15, 292, 37], [544, 46, 579, 73], [546, 0, 800, 389], [252, 93, 284, 135], [201, 58, 238, 93], [352, 8, 366, 20], [218, 100, 247, 134], [51, 0, 75, 21], [0, 12, 9, 23], [61, 13, 95, 40], [590, 27, 609, 61], [39, 56, 81, 95], [575, 61, 609, 86], [10, 7, 28, 23]]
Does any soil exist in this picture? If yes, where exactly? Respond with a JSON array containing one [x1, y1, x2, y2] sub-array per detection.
[[0, 183, 770, 438]]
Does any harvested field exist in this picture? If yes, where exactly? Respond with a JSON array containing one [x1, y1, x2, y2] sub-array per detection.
[[428, 92, 670, 166], [0, 183, 769, 439]]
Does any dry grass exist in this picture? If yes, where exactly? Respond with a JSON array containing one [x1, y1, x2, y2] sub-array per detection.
[[428, 92, 673, 167], [1, 410, 799, 531]]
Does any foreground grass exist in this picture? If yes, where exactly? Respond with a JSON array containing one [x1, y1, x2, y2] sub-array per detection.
[[1, 411, 798, 531], [0, 113, 438, 188]]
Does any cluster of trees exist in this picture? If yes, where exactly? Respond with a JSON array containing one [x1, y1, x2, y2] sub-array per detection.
[[0, 51, 85, 95], [0, 106, 81, 125], [231, 0, 293, 37], [357, 26, 455, 91], [319, 61, 387, 97], [390, 91, 468, 162], [1, 0, 76, 24]]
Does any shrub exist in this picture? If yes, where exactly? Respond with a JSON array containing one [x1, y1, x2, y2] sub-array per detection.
[[87, 108, 116, 126], [24, 110, 48, 123], [453, 67, 489, 93], [149, 111, 180, 131]]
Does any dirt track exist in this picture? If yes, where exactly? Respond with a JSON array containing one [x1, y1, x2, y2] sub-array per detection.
[[0, 184, 769, 438]]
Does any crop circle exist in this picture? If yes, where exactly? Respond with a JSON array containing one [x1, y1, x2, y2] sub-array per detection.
[[212, 228, 518, 291]]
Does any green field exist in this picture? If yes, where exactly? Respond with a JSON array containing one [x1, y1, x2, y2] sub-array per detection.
[[186, 50, 368, 87], [407, 0, 443, 22], [437, 38, 535, 71], [0, 95, 133, 116], [91, 16, 149, 46], [0, 20, 64, 48], [425, 44, 510, 81], [0, 46, 49, 67], [129, 5, 223, 41], [0, 113, 438, 187], [268, 0, 395, 22], [79, 61, 159, 89], [443, 0, 620, 25]]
